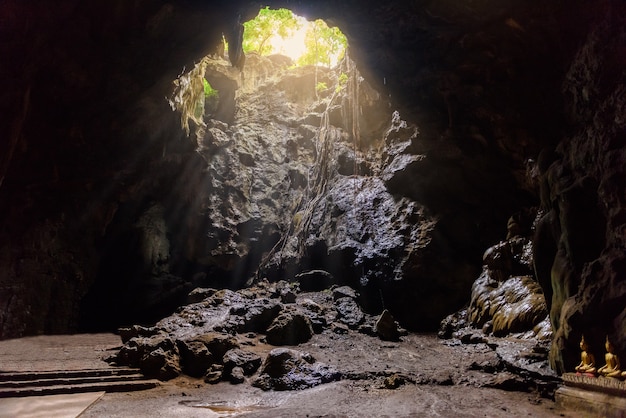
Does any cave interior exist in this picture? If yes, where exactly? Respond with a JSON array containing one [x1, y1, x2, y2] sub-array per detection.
[[1, 0, 625, 379]]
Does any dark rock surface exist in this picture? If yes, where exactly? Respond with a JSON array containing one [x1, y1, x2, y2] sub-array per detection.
[[252, 348, 340, 391], [265, 310, 314, 346], [293, 270, 337, 292], [106, 281, 559, 404], [334, 297, 365, 329], [223, 349, 262, 376], [109, 281, 350, 387], [177, 339, 213, 377], [375, 309, 402, 342]]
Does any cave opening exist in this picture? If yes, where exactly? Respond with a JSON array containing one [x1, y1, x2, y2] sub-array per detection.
[[77, 2, 536, 336], [80, 8, 368, 333]]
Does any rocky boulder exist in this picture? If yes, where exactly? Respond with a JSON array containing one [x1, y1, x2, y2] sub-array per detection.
[[294, 270, 338, 292], [252, 348, 341, 391], [375, 309, 402, 342], [334, 297, 365, 329], [222, 348, 262, 377], [139, 347, 181, 381], [177, 339, 213, 377], [266, 310, 314, 346]]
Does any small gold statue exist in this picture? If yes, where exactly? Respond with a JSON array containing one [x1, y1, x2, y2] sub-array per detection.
[[598, 336, 622, 379], [575, 335, 597, 375]]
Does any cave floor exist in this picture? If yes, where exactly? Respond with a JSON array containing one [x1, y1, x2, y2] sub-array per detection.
[[0, 332, 584, 417]]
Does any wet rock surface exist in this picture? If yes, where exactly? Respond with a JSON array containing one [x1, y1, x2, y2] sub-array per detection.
[[252, 348, 340, 391], [440, 212, 551, 342]]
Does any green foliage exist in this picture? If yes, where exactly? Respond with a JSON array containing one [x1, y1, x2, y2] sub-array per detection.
[[315, 81, 328, 93], [203, 78, 219, 99], [336, 72, 348, 92], [297, 20, 347, 67], [243, 7, 301, 55], [203, 78, 219, 114]]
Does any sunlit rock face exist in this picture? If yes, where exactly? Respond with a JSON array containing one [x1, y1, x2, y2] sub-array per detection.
[[194, 55, 323, 284], [0, 0, 624, 380], [191, 54, 465, 330]]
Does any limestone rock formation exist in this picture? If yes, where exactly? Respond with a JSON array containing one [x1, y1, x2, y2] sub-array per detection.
[[439, 214, 550, 341], [376, 309, 402, 342], [222, 348, 262, 377], [469, 273, 549, 338]]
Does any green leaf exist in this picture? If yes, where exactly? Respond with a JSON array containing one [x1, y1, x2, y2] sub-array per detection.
[[243, 7, 301, 55]]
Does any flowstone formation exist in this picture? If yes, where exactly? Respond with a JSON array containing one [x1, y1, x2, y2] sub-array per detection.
[[438, 208, 553, 382], [440, 209, 551, 340]]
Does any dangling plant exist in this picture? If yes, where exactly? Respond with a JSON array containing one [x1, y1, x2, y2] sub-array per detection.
[[336, 72, 348, 93], [256, 52, 362, 279], [168, 58, 210, 136], [203, 78, 219, 99]]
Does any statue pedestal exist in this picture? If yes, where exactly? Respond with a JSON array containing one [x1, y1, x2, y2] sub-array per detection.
[[556, 373, 626, 417]]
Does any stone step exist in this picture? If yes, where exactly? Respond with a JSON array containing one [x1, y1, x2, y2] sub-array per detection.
[[0, 368, 159, 398], [0, 368, 141, 382], [0, 378, 160, 398], [0, 373, 147, 389]]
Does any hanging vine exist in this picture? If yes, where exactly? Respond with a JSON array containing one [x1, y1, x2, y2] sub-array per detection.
[[168, 57, 210, 138], [255, 52, 363, 280]]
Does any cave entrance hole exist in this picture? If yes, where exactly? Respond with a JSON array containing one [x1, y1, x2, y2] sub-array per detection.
[[163, 7, 391, 295], [168, 7, 348, 132], [82, 8, 392, 333]]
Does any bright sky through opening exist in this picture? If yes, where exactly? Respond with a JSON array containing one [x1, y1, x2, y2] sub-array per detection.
[[269, 16, 308, 61], [244, 10, 346, 68]]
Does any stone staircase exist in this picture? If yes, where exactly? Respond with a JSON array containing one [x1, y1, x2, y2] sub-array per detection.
[[0, 368, 159, 398]]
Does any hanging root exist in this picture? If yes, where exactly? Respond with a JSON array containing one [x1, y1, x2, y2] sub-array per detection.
[[254, 54, 362, 282], [168, 57, 209, 138]]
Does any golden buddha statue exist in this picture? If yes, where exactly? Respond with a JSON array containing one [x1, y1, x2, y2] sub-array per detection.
[[598, 336, 622, 379], [575, 335, 597, 375]]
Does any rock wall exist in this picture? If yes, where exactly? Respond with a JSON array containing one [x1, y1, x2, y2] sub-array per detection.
[[0, 0, 227, 335], [534, 3, 626, 373]]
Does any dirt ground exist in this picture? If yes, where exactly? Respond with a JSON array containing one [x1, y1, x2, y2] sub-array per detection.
[[0, 332, 582, 417]]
